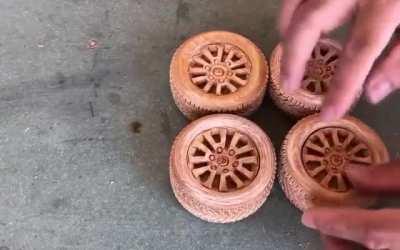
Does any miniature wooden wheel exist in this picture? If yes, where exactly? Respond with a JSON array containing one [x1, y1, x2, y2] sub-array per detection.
[[170, 31, 268, 120], [188, 128, 259, 192], [170, 114, 276, 223], [280, 115, 389, 211], [270, 39, 341, 117]]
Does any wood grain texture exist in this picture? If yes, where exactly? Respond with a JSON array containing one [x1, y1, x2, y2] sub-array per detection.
[[169, 114, 276, 223], [170, 31, 268, 120]]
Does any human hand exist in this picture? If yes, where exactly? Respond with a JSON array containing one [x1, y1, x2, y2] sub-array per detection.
[[279, 0, 400, 121], [301, 161, 400, 249]]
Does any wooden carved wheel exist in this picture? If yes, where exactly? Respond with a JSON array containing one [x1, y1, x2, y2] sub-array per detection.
[[170, 31, 268, 120], [280, 115, 390, 211], [170, 114, 276, 223], [269, 38, 342, 117]]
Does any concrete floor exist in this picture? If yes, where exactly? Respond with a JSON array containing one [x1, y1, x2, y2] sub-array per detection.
[[1, 0, 399, 249]]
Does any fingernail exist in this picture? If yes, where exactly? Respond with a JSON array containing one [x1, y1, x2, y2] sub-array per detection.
[[367, 81, 392, 104], [301, 212, 317, 230]]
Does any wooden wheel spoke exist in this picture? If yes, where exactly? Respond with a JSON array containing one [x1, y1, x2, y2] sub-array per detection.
[[219, 174, 228, 192], [192, 166, 210, 178], [193, 56, 210, 66], [314, 81, 323, 94], [348, 144, 368, 155], [189, 156, 209, 164], [349, 155, 373, 164], [225, 49, 235, 62], [233, 68, 250, 74], [203, 131, 217, 150], [219, 128, 227, 148], [239, 156, 258, 165], [322, 50, 337, 64], [305, 141, 325, 154], [216, 45, 223, 62], [309, 165, 326, 177], [224, 82, 238, 92], [229, 173, 244, 188], [235, 144, 253, 155], [230, 75, 247, 86], [203, 81, 214, 92], [342, 133, 354, 147], [229, 58, 246, 69], [237, 166, 255, 179], [336, 175, 347, 191], [302, 78, 314, 87], [201, 48, 215, 62], [316, 133, 331, 148], [191, 75, 208, 84], [189, 67, 207, 75], [216, 84, 222, 95], [192, 142, 212, 155], [321, 173, 333, 187], [314, 44, 324, 58], [203, 170, 217, 188], [303, 154, 324, 163], [230, 132, 242, 148], [332, 129, 341, 146]]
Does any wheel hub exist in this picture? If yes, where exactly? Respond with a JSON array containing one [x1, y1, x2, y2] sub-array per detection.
[[189, 43, 251, 96], [187, 128, 259, 192], [211, 66, 226, 77], [301, 127, 373, 192]]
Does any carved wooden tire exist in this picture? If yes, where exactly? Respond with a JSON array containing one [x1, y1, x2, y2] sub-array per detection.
[[170, 114, 276, 223], [270, 39, 342, 117], [280, 114, 390, 211], [170, 31, 268, 120]]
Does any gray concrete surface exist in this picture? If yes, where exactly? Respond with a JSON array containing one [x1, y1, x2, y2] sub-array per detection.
[[0, 0, 399, 249]]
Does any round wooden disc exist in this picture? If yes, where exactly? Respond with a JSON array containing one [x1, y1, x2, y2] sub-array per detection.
[[170, 31, 268, 120], [280, 114, 390, 211], [170, 114, 276, 223], [269, 38, 342, 117]]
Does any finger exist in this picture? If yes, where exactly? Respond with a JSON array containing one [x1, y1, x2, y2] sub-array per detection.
[[321, 235, 363, 250], [279, 0, 304, 37], [302, 208, 400, 249], [345, 161, 400, 195], [321, 2, 400, 121], [281, 0, 355, 93], [366, 41, 400, 104]]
